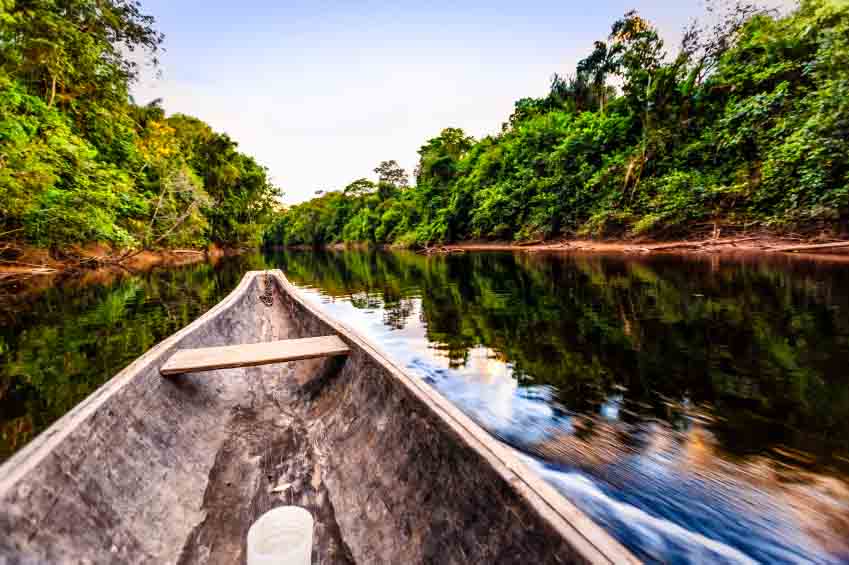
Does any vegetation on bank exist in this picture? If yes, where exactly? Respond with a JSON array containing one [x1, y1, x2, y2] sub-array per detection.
[[265, 0, 849, 248], [0, 1, 279, 256]]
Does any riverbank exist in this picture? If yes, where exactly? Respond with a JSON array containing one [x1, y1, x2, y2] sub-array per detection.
[[0, 243, 247, 280], [285, 234, 849, 262], [426, 235, 849, 256]]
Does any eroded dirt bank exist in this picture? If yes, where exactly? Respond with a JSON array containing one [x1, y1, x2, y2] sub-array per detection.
[[415, 235, 849, 262], [0, 243, 245, 280]]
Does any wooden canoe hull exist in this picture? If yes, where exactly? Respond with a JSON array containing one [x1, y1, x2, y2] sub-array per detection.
[[0, 271, 637, 564]]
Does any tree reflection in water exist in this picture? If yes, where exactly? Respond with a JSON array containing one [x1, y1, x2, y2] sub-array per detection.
[[0, 254, 269, 461], [275, 249, 849, 564]]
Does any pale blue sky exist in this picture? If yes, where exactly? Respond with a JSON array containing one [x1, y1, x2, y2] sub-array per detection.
[[132, 1, 789, 203]]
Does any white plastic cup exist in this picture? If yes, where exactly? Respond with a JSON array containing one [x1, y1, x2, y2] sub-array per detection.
[[247, 506, 314, 565]]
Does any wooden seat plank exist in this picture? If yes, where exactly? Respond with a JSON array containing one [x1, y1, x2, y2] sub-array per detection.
[[160, 335, 350, 376]]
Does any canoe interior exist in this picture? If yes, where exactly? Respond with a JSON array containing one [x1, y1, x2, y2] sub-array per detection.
[[0, 271, 635, 564]]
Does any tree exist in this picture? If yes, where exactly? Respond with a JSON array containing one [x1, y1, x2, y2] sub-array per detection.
[[0, 2, 280, 254], [0, 0, 163, 109], [576, 42, 620, 113], [415, 128, 475, 184], [343, 178, 376, 197], [374, 160, 409, 189]]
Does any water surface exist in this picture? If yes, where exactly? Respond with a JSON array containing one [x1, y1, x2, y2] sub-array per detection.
[[2, 249, 849, 563], [0, 255, 266, 460], [277, 249, 849, 564]]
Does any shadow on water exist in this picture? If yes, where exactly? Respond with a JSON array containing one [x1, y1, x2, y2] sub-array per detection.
[[272, 248, 849, 564]]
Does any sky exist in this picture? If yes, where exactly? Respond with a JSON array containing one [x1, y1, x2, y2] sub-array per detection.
[[131, 0, 788, 204]]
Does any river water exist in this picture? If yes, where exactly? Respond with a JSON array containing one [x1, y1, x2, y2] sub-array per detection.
[[2, 249, 848, 563]]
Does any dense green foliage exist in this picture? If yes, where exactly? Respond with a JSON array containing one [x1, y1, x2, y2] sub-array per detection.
[[266, 0, 849, 247], [0, 0, 279, 250]]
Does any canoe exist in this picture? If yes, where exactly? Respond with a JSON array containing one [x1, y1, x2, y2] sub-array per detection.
[[0, 270, 637, 564]]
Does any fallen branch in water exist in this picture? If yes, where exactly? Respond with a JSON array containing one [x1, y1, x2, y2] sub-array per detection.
[[772, 241, 849, 253], [418, 245, 466, 255], [0, 260, 59, 280], [645, 237, 762, 252], [0, 259, 57, 270]]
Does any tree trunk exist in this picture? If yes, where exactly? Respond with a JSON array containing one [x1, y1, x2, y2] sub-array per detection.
[[48, 76, 57, 108]]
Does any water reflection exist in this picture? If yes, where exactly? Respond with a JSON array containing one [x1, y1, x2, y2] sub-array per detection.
[[0, 254, 268, 461], [2, 248, 848, 562], [273, 249, 849, 564]]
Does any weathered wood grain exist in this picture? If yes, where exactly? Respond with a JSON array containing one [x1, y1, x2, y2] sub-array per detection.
[[159, 335, 350, 375]]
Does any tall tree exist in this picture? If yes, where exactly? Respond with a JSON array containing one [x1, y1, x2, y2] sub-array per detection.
[[0, 0, 163, 109], [374, 160, 409, 189]]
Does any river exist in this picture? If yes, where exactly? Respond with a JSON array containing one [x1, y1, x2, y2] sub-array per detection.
[[2, 249, 848, 563]]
